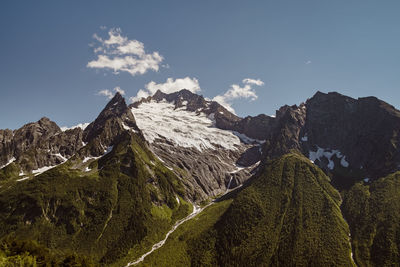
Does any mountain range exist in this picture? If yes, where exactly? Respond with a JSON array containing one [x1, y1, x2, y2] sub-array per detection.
[[0, 89, 399, 266]]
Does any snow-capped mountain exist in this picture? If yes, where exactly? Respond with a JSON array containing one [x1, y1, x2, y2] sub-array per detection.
[[130, 89, 264, 201], [1, 89, 400, 266]]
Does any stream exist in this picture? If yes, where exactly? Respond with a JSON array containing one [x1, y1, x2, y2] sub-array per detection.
[[125, 179, 235, 266]]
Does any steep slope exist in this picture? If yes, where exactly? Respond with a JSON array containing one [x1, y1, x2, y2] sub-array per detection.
[[342, 172, 400, 266], [137, 153, 354, 267], [263, 91, 400, 189], [0, 94, 193, 265], [130, 89, 266, 202], [83, 92, 141, 156]]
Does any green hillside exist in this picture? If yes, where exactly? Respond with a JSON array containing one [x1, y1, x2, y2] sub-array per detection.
[[0, 132, 192, 265], [138, 152, 354, 267], [343, 172, 400, 267]]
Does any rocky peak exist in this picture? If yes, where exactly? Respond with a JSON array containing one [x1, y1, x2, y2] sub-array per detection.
[[153, 89, 207, 110], [83, 92, 141, 156], [13, 117, 61, 152], [262, 103, 307, 160], [259, 91, 400, 188], [132, 89, 213, 112], [97, 92, 130, 120], [0, 116, 85, 172]]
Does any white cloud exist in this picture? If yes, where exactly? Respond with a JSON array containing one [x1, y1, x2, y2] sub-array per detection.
[[242, 78, 264, 86], [87, 28, 164, 76], [305, 60, 312, 65], [97, 87, 125, 100], [130, 77, 201, 103], [97, 89, 113, 99], [212, 78, 264, 114], [114, 86, 125, 95], [129, 89, 150, 103]]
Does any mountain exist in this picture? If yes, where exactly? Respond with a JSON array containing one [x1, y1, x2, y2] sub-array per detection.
[[135, 153, 354, 266], [1, 89, 400, 266], [0, 93, 192, 265], [262, 91, 400, 189], [129, 89, 266, 201]]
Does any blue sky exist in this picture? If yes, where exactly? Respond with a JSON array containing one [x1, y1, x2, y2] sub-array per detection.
[[1, 0, 400, 129]]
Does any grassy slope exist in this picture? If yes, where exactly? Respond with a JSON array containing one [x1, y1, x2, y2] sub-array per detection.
[[342, 172, 400, 267], [0, 133, 191, 265], [139, 152, 354, 267]]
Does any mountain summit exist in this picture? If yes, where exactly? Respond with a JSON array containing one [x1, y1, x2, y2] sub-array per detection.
[[83, 92, 141, 156]]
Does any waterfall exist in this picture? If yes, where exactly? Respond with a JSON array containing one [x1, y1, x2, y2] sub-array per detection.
[[227, 177, 233, 191]]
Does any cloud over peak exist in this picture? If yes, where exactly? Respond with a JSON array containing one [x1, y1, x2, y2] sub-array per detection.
[[130, 77, 201, 103], [87, 28, 164, 76], [97, 87, 125, 100], [213, 78, 264, 114]]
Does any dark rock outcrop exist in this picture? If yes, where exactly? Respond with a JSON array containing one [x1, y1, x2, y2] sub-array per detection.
[[262, 103, 307, 159], [262, 91, 400, 187], [83, 92, 142, 156], [0, 117, 85, 172]]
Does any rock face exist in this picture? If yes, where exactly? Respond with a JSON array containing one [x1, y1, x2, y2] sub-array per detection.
[[262, 91, 400, 188], [304, 92, 400, 179], [231, 114, 275, 140], [0, 93, 142, 174], [0, 117, 84, 172], [262, 103, 307, 159], [83, 92, 141, 156]]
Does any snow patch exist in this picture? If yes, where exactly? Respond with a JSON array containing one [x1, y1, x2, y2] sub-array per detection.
[[229, 166, 244, 174], [16, 176, 30, 182], [0, 157, 16, 169], [131, 101, 242, 151], [309, 146, 349, 170], [122, 122, 138, 133], [232, 131, 265, 145], [32, 166, 56, 176], [82, 146, 112, 164], [301, 135, 308, 142], [83, 156, 100, 163], [85, 167, 91, 172], [155, 155, 165, 163], [226, 177, 233, 190], [61, 123, 90, 132], [122, 122, 131, 131], [53, 153, 68, 162], [341, 156, 349, 167], [104, 146, 113, 155]]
